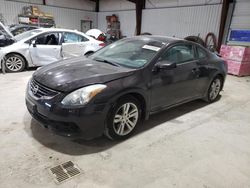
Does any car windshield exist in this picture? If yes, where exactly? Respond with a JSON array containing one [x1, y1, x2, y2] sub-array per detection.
[[14, 29, 43, 41], [90, 38, 165, 68]]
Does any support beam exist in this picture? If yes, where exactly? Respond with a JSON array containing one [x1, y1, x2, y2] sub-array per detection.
[[217, 0, 234, 51], [89, 0, 99, 12], [128, 0, 145, 35], [135, 1, 143, 35], [43, 0, 46, 5], [95, 0, 99, 12]]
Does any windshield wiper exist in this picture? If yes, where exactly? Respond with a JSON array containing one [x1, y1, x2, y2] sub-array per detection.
[[94, 58, 120, 67]]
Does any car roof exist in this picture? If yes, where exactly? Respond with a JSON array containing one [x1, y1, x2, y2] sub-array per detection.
[[130, 35, 184, 44], [33, 28, 91, 39], [13, 27, 96, 43], [37, 27, 82, 33], [132, 35, 209, 50], [9, 24, 38, 28]]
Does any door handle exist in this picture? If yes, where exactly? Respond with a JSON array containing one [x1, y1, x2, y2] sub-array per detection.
[[60, 47, 63, 58]]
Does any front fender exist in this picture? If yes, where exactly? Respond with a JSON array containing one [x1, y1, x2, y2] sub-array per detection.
[[105, 86, 150, 120]]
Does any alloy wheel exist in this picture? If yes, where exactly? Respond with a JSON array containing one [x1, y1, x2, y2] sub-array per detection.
[[209, 78, 221, 101], [6, 56, 23, 72], [113, 102, 139, 136]]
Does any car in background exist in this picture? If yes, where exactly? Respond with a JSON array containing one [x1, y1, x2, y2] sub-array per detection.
[[0, 23, 38, 48], [0, 22, 15, 47], [0, 28, 105, 72], [26, 36, 227, 140], [86, 29, 119, 45], [8, 24, 38, 36], [86, 29, 106, 42]]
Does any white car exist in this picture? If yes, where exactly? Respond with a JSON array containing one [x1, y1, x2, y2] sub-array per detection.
[[86, 29, 106, 41], [0, 28, 104, 72]]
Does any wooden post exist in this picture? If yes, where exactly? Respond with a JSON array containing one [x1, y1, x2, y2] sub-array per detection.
[[128, 0, 145, 35], [218, 0, 234, 52]]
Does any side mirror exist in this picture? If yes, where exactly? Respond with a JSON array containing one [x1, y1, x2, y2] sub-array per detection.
[[154, 61, 177, 71], [31, 40, 36, 47]]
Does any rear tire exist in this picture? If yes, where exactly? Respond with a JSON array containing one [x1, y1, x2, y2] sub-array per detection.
[[4, 54, 25, 73], [104, 96, 142, 140], [205, 76, 222, 103]]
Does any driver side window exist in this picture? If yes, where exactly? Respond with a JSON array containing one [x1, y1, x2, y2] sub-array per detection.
[[160, 44, 195, 64], [35, 32, 61, 45]]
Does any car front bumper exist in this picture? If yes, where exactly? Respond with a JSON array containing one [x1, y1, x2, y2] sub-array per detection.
[[25, 85, 109, 140], [0, 50, 5, 70]]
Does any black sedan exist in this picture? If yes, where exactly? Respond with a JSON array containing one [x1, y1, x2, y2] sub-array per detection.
[[26, 36, 227, 140]]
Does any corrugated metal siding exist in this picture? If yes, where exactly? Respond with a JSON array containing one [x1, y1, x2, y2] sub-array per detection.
[[8, 0, 43, 4], [145, 0, 222, 8], [0, 0, 97, 30], [142, 4, 222, 40], [99, 0, 134, 11], [4, 0, 95, 11], [230, 0, 250, 29], [97, 3, 222, 40]]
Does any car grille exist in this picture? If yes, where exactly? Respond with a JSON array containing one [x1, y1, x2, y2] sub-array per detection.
[[30, 79, 59, 98]]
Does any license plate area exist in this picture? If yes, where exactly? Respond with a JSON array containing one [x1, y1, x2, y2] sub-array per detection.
[[26, 98, 36, 114]]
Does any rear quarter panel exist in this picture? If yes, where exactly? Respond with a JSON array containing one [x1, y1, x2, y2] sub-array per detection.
[[205, 53, 227, 93]]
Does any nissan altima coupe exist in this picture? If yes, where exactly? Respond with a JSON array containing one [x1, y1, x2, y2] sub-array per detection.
[[26, 36, 227, 140]]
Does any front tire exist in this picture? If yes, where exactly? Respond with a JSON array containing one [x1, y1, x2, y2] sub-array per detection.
[[4, 54, 25, 73], [105, 96, 141, 140], [206, 76, 222, 102]]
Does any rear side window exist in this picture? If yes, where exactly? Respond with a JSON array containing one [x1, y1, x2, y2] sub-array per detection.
[[63, 32, 88, 43], [197, 47, 207, 59], [160, 44, 195, 64]]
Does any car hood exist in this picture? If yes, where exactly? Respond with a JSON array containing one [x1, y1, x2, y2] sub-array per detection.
[[33, 57, 134, 92], [0, 22, 14, 39], [0, 22, 15, 47]]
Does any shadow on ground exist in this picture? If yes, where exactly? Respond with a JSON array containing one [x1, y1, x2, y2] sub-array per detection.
[[29, 99, 210, 155]]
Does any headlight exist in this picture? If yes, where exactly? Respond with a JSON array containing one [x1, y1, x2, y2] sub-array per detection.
[[61, 84, 107, 106]]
